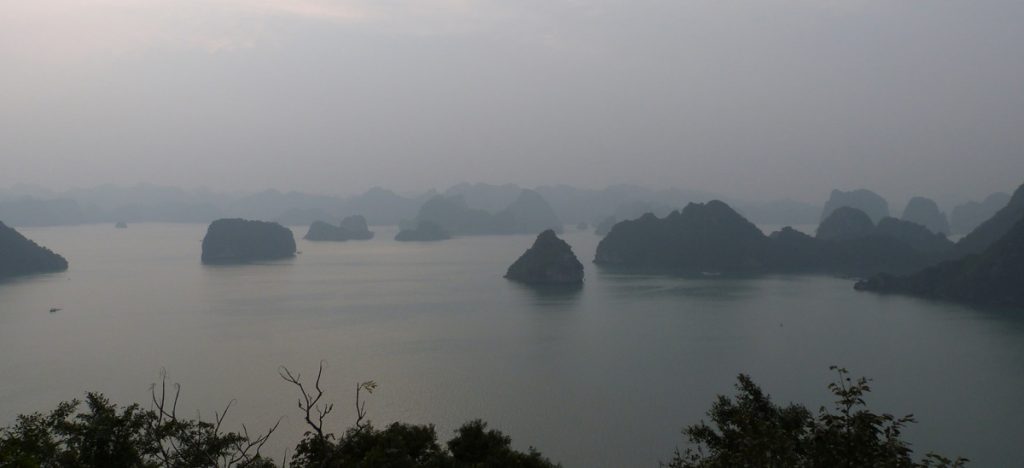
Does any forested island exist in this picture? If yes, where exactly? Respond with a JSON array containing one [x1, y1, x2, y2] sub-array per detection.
[[593, 200, 944, 277], [0, 221, 68, 278], [505, 230, 584, 285], [852, 183, 1024, 306], [590, 183, 1024, 307], [201, 219, 296, 264]]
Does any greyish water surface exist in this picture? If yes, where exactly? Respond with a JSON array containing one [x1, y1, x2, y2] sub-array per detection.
[[1, 224, 1022, 466]]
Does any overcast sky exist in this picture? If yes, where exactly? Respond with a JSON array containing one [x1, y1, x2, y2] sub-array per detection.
[[1, 0, 1022, 205]]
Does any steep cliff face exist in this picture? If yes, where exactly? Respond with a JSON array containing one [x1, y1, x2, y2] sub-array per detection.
[[505, 230, 583, 285], [201, 219, 296, 264], [901, 197, 949, 235], [820, 189, 890, 224], [0, 221, 68, 278], [856, 214, 1024, 307]]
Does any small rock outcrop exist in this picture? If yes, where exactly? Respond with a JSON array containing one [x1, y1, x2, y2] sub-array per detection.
[[115, 221, 128, 229], [950, 192, 1011, 235], [201, 218, 296, 264], [901, 197, 949, 235], [820, 189, 890, 224], [394, 221, 451, 242], [505, 230, 583, 285], [338, 215, 374, 240], [304, 216, 374, 241], [816, 207, 876, 241], [856, 214, 1024, 307], [953, 183, 1024, 256], [0, 221, 69, 278], [304, 221, 347, 241]]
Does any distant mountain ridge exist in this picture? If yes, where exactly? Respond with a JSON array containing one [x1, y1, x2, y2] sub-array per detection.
[[413, 189, 563, 236], [951, 192, 1011, 235], [820, 189, 890, 224], [952, 183, 1024, 256]]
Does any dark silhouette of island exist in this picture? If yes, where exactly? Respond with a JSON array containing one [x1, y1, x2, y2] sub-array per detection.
[[201, 218, 296, 264], [338, 215, 374, 239], [951, 183, 1024, 256], [815, 207, 876, 241], [873, 217, 954, 255], [900, 196, 949, 235], [815, 208, 954, 255], [594, 201, 772, 273], [951, 191, 1011, 235], [412, 189, 562, 236], [820, 189, 890, 224], [115, 221, 128, 229], [303, 215, 374, 241], [394, 221, 451, 242], [594, 201, 944, 276], [0, 221, 68, 278], [304, 221, 347, 241], [504, 230, 584, 285], [855, 214, 1024, 307]]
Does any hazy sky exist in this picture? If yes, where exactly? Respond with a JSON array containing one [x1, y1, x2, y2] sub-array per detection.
[[2, 0, 1022, 205]]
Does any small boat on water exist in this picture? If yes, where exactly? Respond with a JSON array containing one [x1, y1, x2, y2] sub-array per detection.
[[49, 308, 61, 313]]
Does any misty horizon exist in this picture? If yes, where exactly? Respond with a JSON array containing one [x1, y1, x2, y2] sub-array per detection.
[[3, 1, 1023, 205], [3, 2, 1024, 467]]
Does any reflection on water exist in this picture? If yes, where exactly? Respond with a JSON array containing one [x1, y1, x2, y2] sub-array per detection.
[[1, 223, 1023, 467], [508, 282, 583, 307]]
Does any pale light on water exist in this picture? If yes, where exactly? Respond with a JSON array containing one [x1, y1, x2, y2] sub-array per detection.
[[1, 224, 1023, 466]]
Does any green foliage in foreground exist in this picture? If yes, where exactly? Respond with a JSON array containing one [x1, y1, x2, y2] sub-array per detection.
[[0, 365, 966, 467], [668, 366, 968, 468], [0, 365, 558, 468]]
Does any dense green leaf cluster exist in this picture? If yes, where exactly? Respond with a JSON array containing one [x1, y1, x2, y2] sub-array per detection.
[[0, 393, 276, 468], [290, 420, 557, 468], [668, 367, 967, 468]]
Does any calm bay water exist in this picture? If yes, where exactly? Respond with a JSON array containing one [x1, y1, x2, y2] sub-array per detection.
[[1, 223, 1023, 466]]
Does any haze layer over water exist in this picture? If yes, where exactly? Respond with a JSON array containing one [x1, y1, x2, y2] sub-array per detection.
[[1, 224, 1022, 466]]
